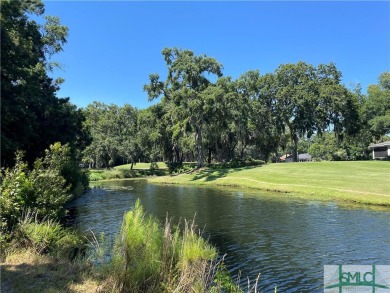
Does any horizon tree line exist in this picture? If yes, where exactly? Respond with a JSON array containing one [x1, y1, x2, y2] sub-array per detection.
[[82, 48, 390, 168]]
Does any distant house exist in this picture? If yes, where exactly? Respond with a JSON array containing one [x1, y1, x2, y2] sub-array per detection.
[[368, 141, 390, 159], [279, 153, 312, 162], [279, 154, 293, 162], [298, 153, 312, 162]]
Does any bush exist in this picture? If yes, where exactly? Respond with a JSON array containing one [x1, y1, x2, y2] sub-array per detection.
[[89, 171, 105, 181], [167, 161, 183, 173], [15, 214, 86, 259], [167, 162, 198, 174], [0, 143, 87, 245], [36, 142, 89, 197], [210, 158, 265, 169]]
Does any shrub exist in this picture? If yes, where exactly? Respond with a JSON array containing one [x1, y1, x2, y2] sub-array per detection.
[[167, 161, 183, 174], [1, 143, 87, 245], [0, 153, 34, 242], [89, 172, 105, 181], [15, 214, 86, 259], [36, 142, 89, 197], [167, 162, 198, 174], [210, 158, 265, 169]]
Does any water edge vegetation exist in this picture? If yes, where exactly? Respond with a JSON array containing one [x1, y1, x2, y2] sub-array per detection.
[[1, 200, 261, 292]]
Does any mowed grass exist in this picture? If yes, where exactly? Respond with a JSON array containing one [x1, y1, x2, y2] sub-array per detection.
[[149, 161, 390, 206], [115, 161, 167, 170]]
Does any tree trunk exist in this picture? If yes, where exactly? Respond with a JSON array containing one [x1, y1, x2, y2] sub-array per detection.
[[208, 147, 212, 165], [196, 125, 204, 168], [291, 133, 298, 162], [173, 143, 180, 162], [240, 141, 247, 160]]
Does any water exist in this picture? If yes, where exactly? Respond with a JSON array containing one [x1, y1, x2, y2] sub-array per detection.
[[67, 179, 390, 292]]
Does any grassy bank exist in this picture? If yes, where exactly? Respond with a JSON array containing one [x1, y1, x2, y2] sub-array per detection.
[[148, 161, 390, 206], [1, 201, 251, 292], [88, 162, 169, 181]]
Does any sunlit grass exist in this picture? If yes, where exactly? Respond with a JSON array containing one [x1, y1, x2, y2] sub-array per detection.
[[88, 165, 168, 181], [115, 161, 168, 170], [149, 161, 390, 206]]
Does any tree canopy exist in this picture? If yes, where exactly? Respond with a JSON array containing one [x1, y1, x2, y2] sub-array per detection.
[[1, 0, 88, 166], [82, 46, 389, 167]]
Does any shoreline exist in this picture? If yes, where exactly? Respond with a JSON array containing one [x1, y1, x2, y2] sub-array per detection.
[[147, 178, 390, 207], [89, 174, 390, 207], [145, 162, 390, 207]]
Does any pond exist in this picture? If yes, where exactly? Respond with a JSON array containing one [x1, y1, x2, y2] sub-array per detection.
[[67, 179, 390, 292]]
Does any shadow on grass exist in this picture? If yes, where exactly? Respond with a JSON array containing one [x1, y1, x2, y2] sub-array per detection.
[[191, 165, 260, 182], [1, 258, 100, 292]]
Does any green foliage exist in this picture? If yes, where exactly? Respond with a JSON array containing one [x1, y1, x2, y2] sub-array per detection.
[[38, 142, 89, 197], [109, 200, 234, 292], [1, 0, 89, 167], [0, 150, 70, 236], [361, 72, 390, 139], [211, 263, 242, 293], [221, 159, 265, 169], [0, 143, 87, 245], [88, 171, 106, 181], [0, 153, 33, 243], [112, 200, 162, 292], [308, 133, 348, 161], [145, 48, 223, 168], [15, 215, 85, 259], [82, 52, 386, 169], [82, 102, 139, 168], [273, 62, 360, 162]]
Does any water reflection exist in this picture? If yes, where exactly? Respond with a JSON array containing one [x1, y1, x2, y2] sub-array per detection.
[[68, 180, 390, 292]]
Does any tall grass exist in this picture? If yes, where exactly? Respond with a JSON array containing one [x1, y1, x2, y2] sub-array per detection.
[[107, 200, 245, 293], [12, 212, 86, 259], [3, 204, 263, 292]]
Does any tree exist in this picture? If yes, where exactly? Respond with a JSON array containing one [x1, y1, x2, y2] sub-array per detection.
[[1, 0, 87, 166], [362, 72, 390, 138], [117, 105, 140, 169], [83, 102, 139, 168], [137, 104, 173, 163], [237, 71, 280, 161], [308, 133, 348, 161], [273, 62, 359, 162], [144, 48, 223, 168]]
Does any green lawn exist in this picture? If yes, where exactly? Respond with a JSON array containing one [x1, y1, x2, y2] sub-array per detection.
[[115, 162, 167, 170], [148, 161, 390, 206]]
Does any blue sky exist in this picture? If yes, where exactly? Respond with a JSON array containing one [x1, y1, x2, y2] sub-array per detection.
[[44, 1, 390, 109]]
